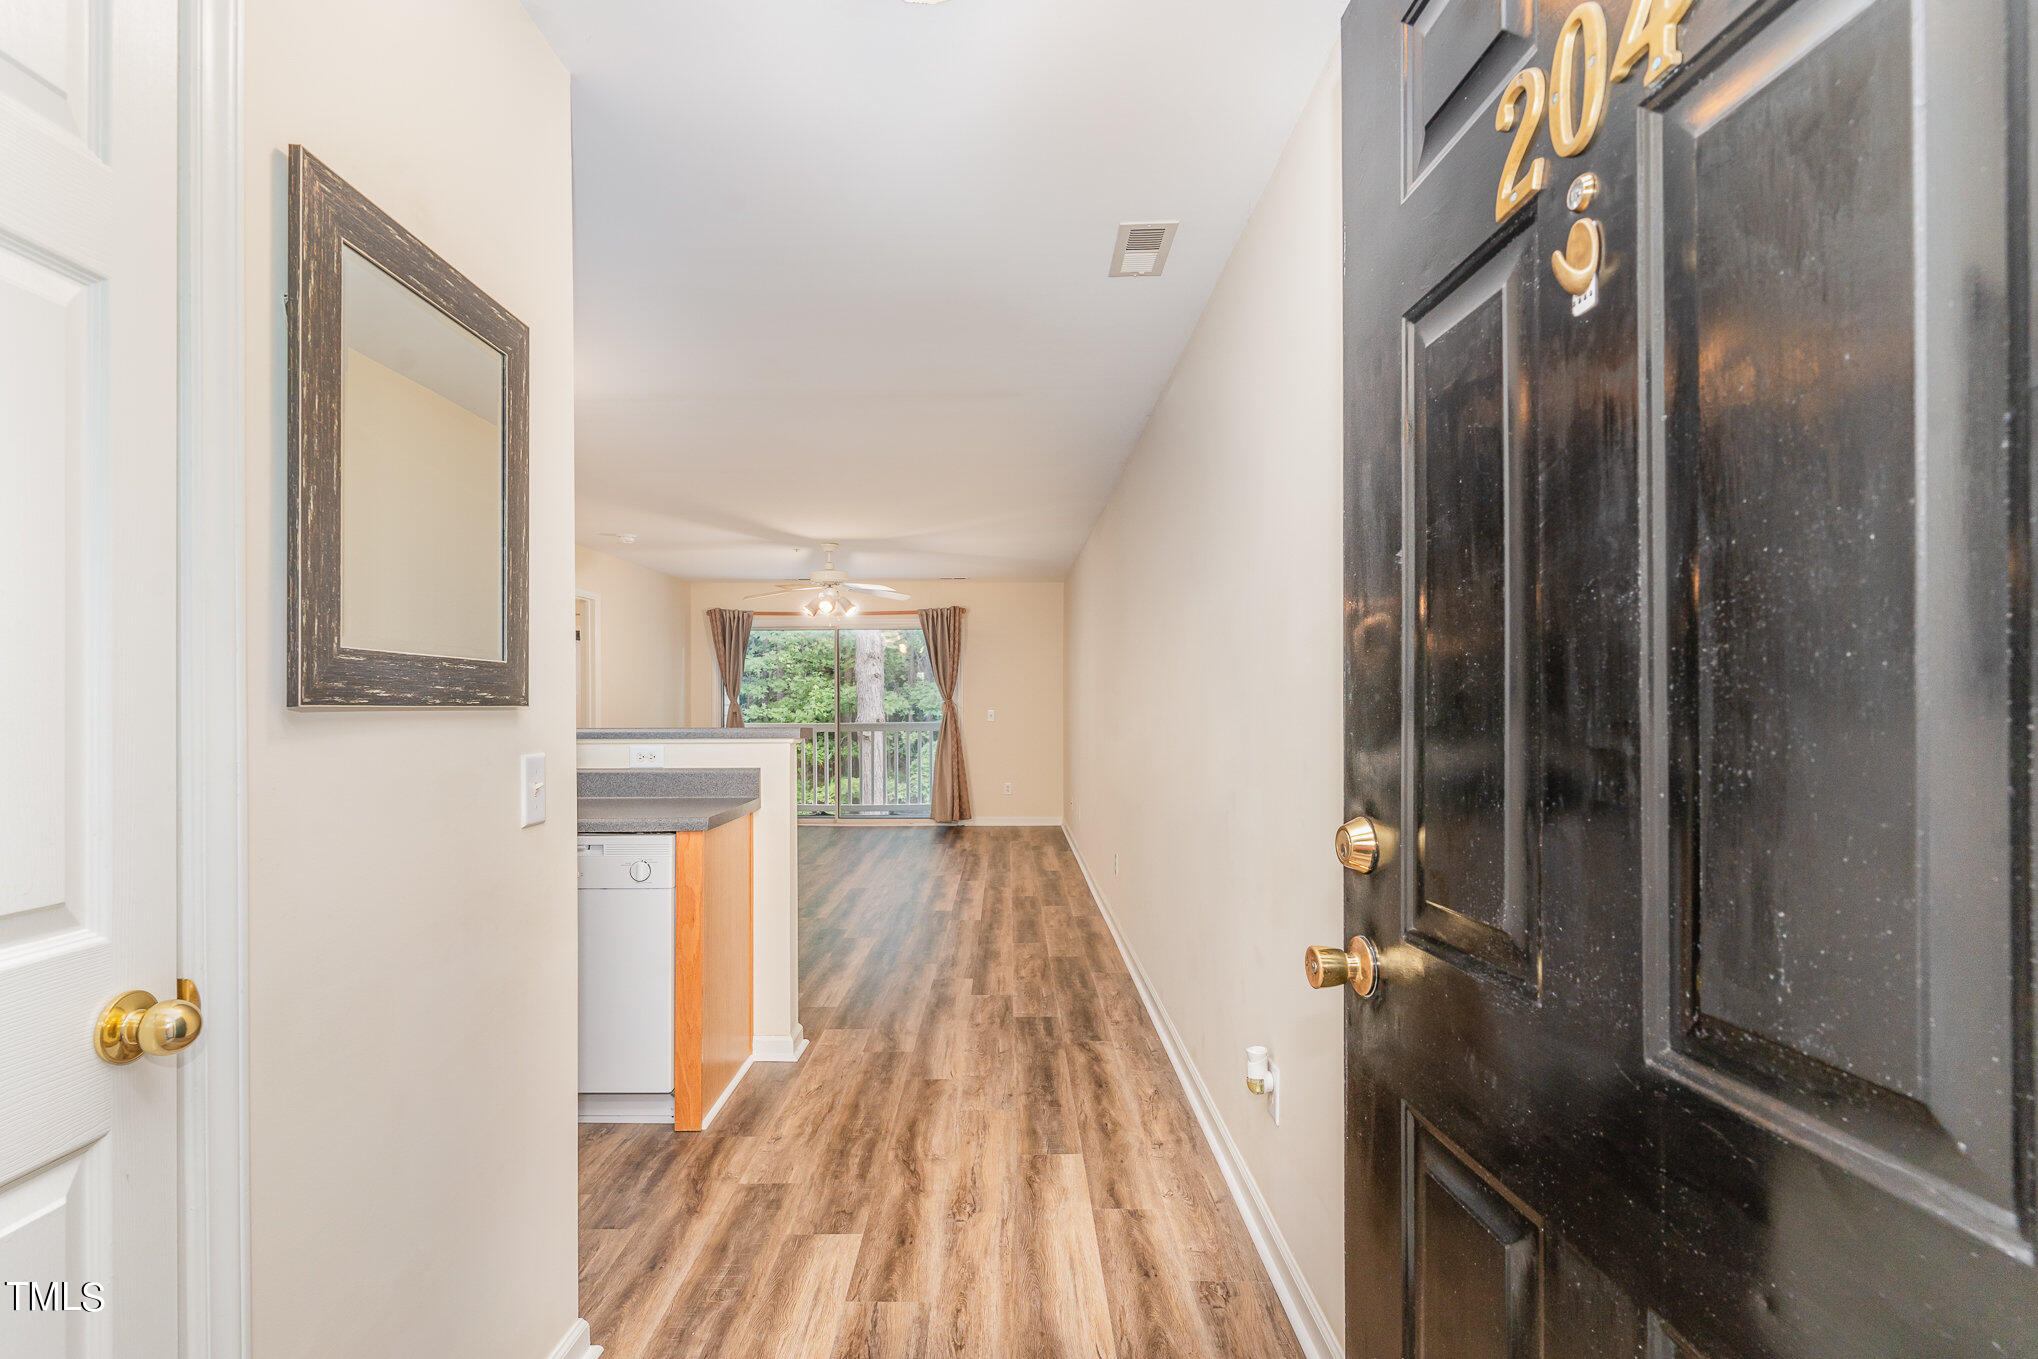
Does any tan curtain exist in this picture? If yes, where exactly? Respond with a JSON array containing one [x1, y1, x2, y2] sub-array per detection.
[[706, 608, 753, 727], [918, 606, 972, 823]]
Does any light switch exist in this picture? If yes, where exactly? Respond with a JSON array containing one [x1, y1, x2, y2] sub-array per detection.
[[520, 752, 547, 827], [630, 744, 665, 768]]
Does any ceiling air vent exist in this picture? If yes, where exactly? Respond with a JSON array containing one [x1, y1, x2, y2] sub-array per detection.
[[1109, 221, 1178, 278]]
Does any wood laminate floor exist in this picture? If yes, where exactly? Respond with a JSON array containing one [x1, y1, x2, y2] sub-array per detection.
[[579, 826, 1307, 1359]]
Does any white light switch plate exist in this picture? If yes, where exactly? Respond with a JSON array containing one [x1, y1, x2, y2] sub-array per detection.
[[520, 752, 547, 827], [630, 744, 665, 768]]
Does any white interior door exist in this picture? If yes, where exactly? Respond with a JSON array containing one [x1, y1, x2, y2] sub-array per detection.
[[0, 2, 183, 1355]]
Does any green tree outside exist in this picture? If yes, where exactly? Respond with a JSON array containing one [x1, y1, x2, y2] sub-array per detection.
[[739, 627, 941, 811]]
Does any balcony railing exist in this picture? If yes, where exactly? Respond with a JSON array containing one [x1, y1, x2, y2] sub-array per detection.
[[797, 721, 939, 817]]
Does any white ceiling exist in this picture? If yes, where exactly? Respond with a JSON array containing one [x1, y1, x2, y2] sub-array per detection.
[[522, 0, 1344, 582]]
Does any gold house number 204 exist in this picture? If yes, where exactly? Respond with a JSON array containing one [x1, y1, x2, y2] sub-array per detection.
[[1495, 0, 1693, 224]]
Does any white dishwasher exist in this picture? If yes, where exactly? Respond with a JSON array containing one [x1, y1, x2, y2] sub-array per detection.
[[578, 834, 674, 1101]]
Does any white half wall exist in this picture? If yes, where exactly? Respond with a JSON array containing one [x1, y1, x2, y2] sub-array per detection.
[[1064, 48, 1345, 1347], [576, 738, 803, 1053]]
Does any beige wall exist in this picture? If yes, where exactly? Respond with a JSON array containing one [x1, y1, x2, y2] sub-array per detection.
[[340, 352, 506, 660], [685, 580, 1066, 822], [575, 546, 691, 728], [1064, 53, 1344, 1341], [244, 5, 580, 1357]]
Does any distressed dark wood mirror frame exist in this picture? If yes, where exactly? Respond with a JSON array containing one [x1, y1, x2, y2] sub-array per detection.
[[286, 145, 530, 707]]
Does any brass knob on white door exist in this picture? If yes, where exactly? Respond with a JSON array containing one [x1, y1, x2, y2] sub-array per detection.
[[1304, 937, 1381, 998], [95, 980, 204, 1064], [1335, 816, 1395, 874]]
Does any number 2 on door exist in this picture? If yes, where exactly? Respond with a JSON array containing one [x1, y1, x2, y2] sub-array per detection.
[[1493, 0, 1690, 224]]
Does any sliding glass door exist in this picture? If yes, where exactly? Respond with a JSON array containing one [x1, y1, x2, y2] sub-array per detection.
[[739, 625, 939, 817]]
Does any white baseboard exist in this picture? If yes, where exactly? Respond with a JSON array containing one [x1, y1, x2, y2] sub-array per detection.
[[578, 1093, 673, 1124], [753, 1025, 808, 1062], [796, 816, 1064, 828], [1063, 829, 1343, 1359], [579, 1055, 756, 1128], [547, 1318, 601, 1359], [701, 1055, 755, 1129]]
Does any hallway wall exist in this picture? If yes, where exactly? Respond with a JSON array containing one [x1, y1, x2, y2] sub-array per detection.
[[575, 545, 691, 727], [1064, 50, 1345, 1347], [242, 3, 580, 1356]]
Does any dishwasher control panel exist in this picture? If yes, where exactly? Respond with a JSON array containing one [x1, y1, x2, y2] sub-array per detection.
[[576, 835, 676, 892]]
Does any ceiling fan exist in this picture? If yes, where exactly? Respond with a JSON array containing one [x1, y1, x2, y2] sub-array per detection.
[[744, 543, 909, 617]]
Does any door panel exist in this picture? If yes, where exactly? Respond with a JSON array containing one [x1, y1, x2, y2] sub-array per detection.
[[1344, 0, 2037, 1356], [0, 0, 180, 1353], [1406, 1113, 1543, 1359], [1410, 242, 1541, 984], [1642, 0, 2023, 1243], [1406, 0, 1538, 186]]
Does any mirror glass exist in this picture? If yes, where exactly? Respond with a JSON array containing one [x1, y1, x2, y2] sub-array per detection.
[[338, 244, 507, 661]]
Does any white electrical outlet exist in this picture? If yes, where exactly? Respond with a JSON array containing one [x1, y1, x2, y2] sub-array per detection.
[[1003, 781, 1014, 795], [986, 708, 996, 722], [629, 744, 665, 768], [1269, 1059, 1282, 1125], [1112, 853, 1119, 875], [520, 752, 547, 827]]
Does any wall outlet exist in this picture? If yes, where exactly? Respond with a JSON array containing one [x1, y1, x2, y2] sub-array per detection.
[[1113, 853, 1119, 875], [1003, 781, 1014, 795], [986, 708, 996, 722], [520, 753, 547, 827], [629, 744, 665, 768]]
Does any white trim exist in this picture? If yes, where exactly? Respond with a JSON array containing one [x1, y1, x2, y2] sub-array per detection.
[[578, 1093, 674, 1124], [700, 1054, 755, 1129], [802, 816, 1067, 829], [577, 1055, 759, 1126], [177, 1, 249, 1356], [574, 589, 601, 728], [1063, 829, 1343, 1359], [546, 1318, 603, 1359], [752, 1025, 808, 1063]]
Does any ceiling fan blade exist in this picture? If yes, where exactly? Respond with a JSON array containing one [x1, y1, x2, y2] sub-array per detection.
[[844, 584, 910, 600], [743, 588, 809, 601]]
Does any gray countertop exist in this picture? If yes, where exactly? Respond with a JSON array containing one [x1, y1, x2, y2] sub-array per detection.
[[576, 795, 761, 834], [577, 726, 806, 741]]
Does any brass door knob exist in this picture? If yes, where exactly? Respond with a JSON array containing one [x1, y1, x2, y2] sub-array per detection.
[[1335, 816, 1396, 874], [95, 980, 204, 1064], [1304, 937, 1381, 998]]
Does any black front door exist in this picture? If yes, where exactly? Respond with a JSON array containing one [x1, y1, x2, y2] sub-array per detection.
[[1341, 1, 2036, 1355]]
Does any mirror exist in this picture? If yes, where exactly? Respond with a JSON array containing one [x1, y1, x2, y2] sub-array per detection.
[[288, 146, 530, 707], [338, 246, 506, 662]]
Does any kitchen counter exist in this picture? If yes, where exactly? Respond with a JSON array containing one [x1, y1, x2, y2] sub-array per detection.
[[578, 726, 807, 741], [577, 795, 761, 834]]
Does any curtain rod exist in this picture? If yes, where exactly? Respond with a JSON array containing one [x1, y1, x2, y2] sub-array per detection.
[[747, 608, 960, 617]]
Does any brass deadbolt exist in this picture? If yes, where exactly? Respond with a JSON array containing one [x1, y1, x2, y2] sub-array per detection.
[[1304, 937, 1381, 998], [1335, 816, 1395, 874]]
